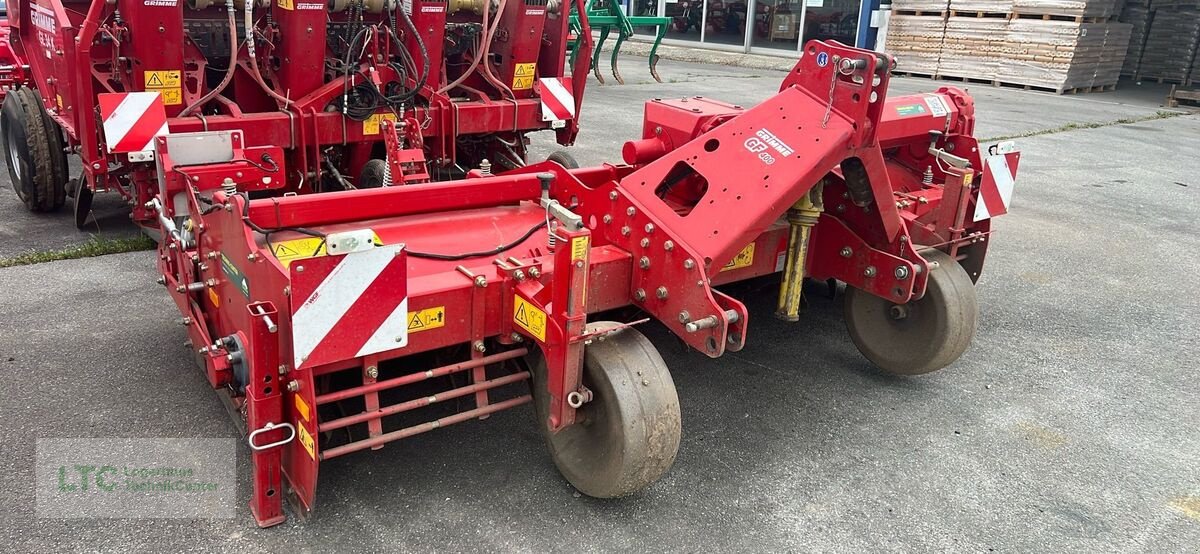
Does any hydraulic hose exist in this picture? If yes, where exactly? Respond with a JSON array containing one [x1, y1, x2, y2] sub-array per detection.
[[244, 1, 295, 107], [180, 1, 239, 117]]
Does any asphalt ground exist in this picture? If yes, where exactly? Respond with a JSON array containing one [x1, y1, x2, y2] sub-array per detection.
[[0, 58, 1197, 552]]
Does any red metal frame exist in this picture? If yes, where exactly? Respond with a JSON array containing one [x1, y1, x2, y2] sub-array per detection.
[[7, 0, 595, 223]]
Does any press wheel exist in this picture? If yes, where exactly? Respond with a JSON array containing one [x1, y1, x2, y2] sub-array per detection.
[[844, 249, 978, 375], [531, 322, 681, 498]]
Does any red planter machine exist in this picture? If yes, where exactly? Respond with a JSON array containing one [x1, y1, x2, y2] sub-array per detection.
[[3, 0, 1018, 528]]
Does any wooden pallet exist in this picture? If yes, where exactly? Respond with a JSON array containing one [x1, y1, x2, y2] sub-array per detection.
[[894, 9, 950, 17], [1009, 12, 1112, 23], [948, 10, 1010, 18], [895, 71, 1118, 94], [1167, 85, 1200, 107]]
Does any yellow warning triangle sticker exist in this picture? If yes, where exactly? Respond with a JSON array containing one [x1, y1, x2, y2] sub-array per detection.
[[273, 243, 300, 257], [147, 74, 165, 87], [408, 313, 425, 330], [514, 304, 529, 326]]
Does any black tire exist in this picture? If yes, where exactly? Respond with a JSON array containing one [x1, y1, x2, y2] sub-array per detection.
[[547, 150, 580, 169], [1, 88, 68, 212], [531, 322, 681, 498], [358, 158, 389, 188], [844, 249, 978, 375]]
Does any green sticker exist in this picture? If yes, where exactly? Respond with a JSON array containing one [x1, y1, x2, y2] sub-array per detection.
[[895, 104, 928, 117], [220, 253, 250, 300]]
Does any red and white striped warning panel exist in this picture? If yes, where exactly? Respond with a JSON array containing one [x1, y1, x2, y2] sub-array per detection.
[[98, 92, 170, 154], [973, 151, 1020, 222], [537, 78, 576, 122], [288, 245, 409, 369]]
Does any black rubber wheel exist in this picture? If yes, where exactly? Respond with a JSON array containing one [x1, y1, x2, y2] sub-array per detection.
[[358, 158, 389, 188], [844, 249, 978, 375], [1, 88, 68, 212], [531, 322, 681, 498], [547, 150, 580, 169]]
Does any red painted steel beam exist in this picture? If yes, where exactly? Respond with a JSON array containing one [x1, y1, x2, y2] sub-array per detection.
[[319, 371, 531, 433], [319, 395, 533, 460], [314, 348, 528, 405]]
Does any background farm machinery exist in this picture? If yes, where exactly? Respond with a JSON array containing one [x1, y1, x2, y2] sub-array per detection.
[[1, 0, 1019, 529]]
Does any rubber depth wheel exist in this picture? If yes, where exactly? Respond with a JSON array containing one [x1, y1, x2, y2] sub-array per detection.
[[844, 249, 978, 375], [531, 322, 682, 498], [1, 88, 68, 212], [547, 150, 580, 169]]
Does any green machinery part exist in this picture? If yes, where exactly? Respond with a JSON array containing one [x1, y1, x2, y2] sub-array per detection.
[[568, 0, 669, 84]]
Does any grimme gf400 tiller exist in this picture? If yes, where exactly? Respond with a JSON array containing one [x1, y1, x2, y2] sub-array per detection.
[[3, 0, 1019, 528]]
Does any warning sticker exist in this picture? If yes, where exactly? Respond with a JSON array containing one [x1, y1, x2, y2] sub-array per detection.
[[570, 236, 589, 261], [407, 306, 446, 334], [362, 113, 398, 135], [721, 243, 756, 272], [513, 296, 547, 342], [962, 171, 974, 186], [277, 0, 293, 9], [293, 394, 311, 423], [144, 70, 182, 106], [270, 237, 327, 268], [512, 63, 536, 91], [297, 424, 315, 460]]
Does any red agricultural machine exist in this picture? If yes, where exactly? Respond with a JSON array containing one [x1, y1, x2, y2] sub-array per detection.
[[3, 0, 1019, 529]]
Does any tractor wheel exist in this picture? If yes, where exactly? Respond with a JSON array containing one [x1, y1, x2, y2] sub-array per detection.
[[531, 322, 681, 498], [843, 249, 978, 375], [1, 88, 68, 212], [547, 150, 579, 169], [358, 159, 389, 188]]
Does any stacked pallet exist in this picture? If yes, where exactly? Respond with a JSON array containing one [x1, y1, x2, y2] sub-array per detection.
[[1118, 0, 1153, 77], [887, 0, 1133, 93], [1135, 3, 1200, 84], [885, 2, 951, 76]]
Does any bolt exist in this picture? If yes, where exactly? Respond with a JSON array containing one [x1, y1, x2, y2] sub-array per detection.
[[603, 214, 613, 224], [474, 275, 488, 288], [656, 286, 669, 299], [634, 288, 646, 302], [654, 125, 663, 135], [156, 276, 166, 285], [864, 266, 877, 277], [840, 247, 853, 258], [92, 163, 101, 170], [295, 265, 305, 273], [180, 317, 192, 325], [366, 365, 379, 379], [198, 263, 209, 271], [247, 253, 258, 261], [514, 269, 526, 281], [664, 240, 674, 251], [286, 380, 301, 392], [640, 238, 650, 248], [678, 310, 691, 323], [626, 207, 636, 216], [528, 267, 541, 279], [621, 226, 631, 236], [510, 333, 524, 343], [639, 256, 651, 269], [199, 346, 210, 354], [278, 364, 288, 375], [836, 204, 846, 213], [473, 341, 486, 353], [889, 305, 909, 320], [205, 278, 217, 287], [609, 191, 618, 201], [683, 259, 696, 270], [894, 266, 910, 279], [644, 223, 655, 233]]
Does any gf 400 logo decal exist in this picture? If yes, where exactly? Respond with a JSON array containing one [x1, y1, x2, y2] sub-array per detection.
[[743, 128, 795, 165]]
